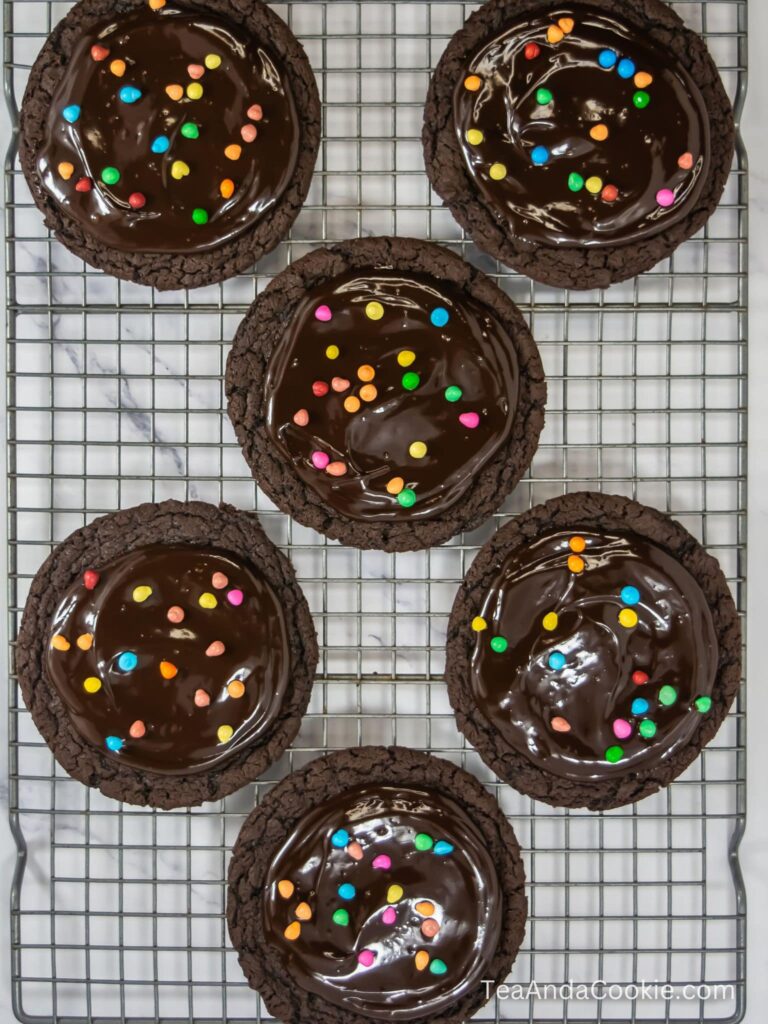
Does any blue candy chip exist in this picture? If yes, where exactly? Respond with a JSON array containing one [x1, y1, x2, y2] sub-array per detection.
[[62, 105, 81, 124], [105, 735, 124, 752], [531, 145, 550, 166], [598, 49, 618, 69], [632, 697, 650, 716], [119, 86, 142, 104], [430, 306, 450, 328], [338, 883, 356, 900], [620, 585, 640, 606], [548, 650, 566, 671], [151, 135, 170, 154], [434, 841, 454, 856], [117, 651, 138, 672], [617, 58, 636, 79], [331, 828, 350, 849]]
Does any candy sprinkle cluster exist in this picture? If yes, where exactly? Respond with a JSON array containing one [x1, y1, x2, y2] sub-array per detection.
[[291, 299, 483, 509], [462, 13, 696, 211], [277, 824, 455, 976], [49, 566, 246, 752], [471, 535, 713, 764], [56, 0, 265, 223]]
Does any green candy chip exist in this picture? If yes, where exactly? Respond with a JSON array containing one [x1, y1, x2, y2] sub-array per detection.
[[536, 87, 553, 105], [101, 167, 120, 185], [695, 695, 712, 713], [605, 745, 624, 763], [332, 908, 349, 926], [633, 90, 650, 109], [568, 172, 584, 192], [444, 385, 463, 403], [658, 685, 677, 706], [181, 122, 200, 139], [414, 833, 434, 851], [192, 208, 209, 225], [402, 371, 420, 391], [639, 719, 657, 739], [490, 636, 508, 653], [397, 488, 416, 508], [429, 959, 448, 975]]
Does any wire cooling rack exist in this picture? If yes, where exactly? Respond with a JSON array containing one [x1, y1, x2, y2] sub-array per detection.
[[4, 1, 748, 1021]]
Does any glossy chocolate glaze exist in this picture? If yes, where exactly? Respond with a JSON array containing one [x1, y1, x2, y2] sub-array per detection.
[[37, 3, 299, 253], [263, 785, 501, 1020], [470, 530, 718, 780], [453, 4, 709, 247], [265, 269, 519, 521], [46, 544, 290, 774]]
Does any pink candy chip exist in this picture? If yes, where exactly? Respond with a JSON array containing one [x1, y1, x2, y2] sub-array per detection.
[[459, 412, 480, 429], [247, 103, 263, 121], [382, 906, 397, 925], [315, 304, 332, 322], [206, 641, 225, 657], [656, 188, 675, 208], [613, 718, 632, 740], [311, 451, 330, 470], [167, 605, 184, 624], [211, 571, 228, 589], [187, 63, 205, 79], [372, 854, 391, 870], [227, 589, 244, 607], [194, 689, 210, 707], [678, 152, 694, 170], [357, 949, 376, 968], [347, 841, 364, 861], [331, 377, 350, 392], [293, 408, 309, 426], [241, 124, 258, 143]]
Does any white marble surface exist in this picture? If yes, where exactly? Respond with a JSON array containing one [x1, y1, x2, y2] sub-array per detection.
[[0, 0, 765, 1021]]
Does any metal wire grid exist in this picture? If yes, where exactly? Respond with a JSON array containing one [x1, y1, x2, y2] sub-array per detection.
[[3, 0, 747, 1021]]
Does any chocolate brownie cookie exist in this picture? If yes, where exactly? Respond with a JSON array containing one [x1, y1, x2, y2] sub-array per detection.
[[423, 0, 735, 290], [226, 237, 546, 551], [446, 493, 741, 810], [19, 0, 320, 290], [227, 746, 527, 1024], [16, 500, 318, 808]]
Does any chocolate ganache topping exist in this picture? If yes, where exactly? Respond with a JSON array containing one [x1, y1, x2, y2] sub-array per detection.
[[263, 785, 501, 1020], [470, 530, 718, 780], [36, 1, 300, 253], [265, 269, 520, 521], [45, 544, 290, 774], [453, 4, 710, 247]]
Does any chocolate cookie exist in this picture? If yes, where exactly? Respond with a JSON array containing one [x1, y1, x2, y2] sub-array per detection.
[[423, 0, 735, 290], [19, 0, 320, 290], [446, 492, 741, 810], [226, 237, 546, 551], [227, 746, 527, 1024], [16, 500, 318, 808]]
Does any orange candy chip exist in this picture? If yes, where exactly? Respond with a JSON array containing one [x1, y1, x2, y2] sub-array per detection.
[[51, 634, 70, 651], [551, 716, 571, 733], [225, 144, 242, 161], [415, 901, 435, 917], [165, 84, 184, 101], [326, 461, 347, 477], [415, 951, 430, 972], [159, 660, 178, 679], [359, 384, 377, 402], [58, 162, 75, 181], [386, 477, 404, 495], [343, 396, 361, 414], [227, 680, 245, 698], [284, 921, 301, 941], [463, 75, 481, 92], [569, 535, 586, 553], [149, 0, 167, 10], [357, 364, 375, 382], [220, 178, 235, 199], [129, 720, 146, 739], [567, 554, 585, 574], [277, 879, 295, 899], [547, 25, 564, 43], [558, 17, 575, 33], [421, 918, 440, 939], [110, 59, 126, 77], [295, 902, 312, 921]]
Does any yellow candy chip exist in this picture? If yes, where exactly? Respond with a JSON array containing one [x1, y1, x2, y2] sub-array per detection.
[[51, 634, 70, 651], [186, 82, 203, 100], [409, 441, 427, 459], [217, 724, 234, 743], [619, 608, 638, 628], [277, 879, 295, 899], [171, 160, 190, 180], [83, 677, 102, 694], [365, 301, 384, 321], [465, 128, 484, 146], [387, 884, 404, 904], [397, 350, 416, 367], [204, 54, 222, 70], [585, 176, 603, 194], [199, 592, 217, 609], [133, 585, 152, 603], [542, 612, 559, 632], [489, 162, 507, 180], [471, 616, 487, 632], [284, 921, 301, 941], [325, 345, 340, 360]]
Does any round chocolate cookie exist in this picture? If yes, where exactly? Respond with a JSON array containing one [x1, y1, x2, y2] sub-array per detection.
[[227, 746, 527, 1024], [16, 500, 318, 808], [446, 493, 741, 810], [19, 0, 320, 290], [226, 237, 546, 551], [423, 0, 735, 290]]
